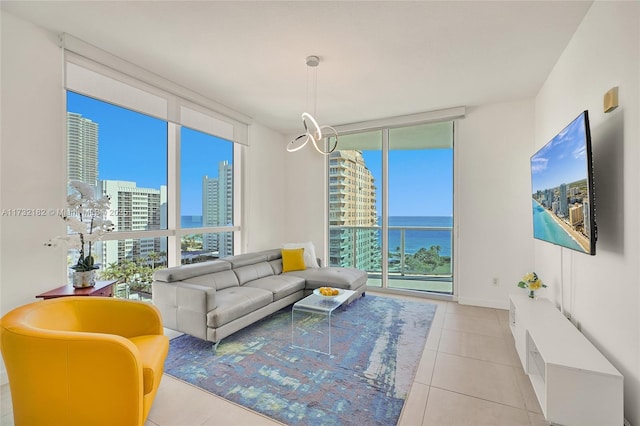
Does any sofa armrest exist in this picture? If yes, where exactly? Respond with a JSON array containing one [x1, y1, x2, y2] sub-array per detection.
[[153, 281, 217, 313], [152, 281, 217, 340]]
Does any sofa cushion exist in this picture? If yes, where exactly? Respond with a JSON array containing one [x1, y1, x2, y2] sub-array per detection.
[[153, 260, 231, 283], [207, 287, 273, 328], [281, 248, 306, 273], [244, 275, 306, 301], [286, 267, 368, 290], [283, 241, 320, 268], [234, 261, 275, 285]]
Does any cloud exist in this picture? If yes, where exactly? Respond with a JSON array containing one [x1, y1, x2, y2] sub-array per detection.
[[531, 156, 548, 173]]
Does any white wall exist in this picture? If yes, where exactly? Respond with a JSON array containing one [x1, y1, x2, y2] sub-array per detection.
[[534, 2, 639, 424], [456, 100, 536, 309], [283, 137, 327, 264], [0, 11, 68, 314], [244, 123, 288, 252], [0, 10, 69, 385]]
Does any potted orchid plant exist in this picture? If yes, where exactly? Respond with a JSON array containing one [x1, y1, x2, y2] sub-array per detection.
[[46, 180, 114, 288]]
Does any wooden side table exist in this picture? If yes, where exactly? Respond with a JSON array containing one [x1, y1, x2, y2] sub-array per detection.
[[35, 280, 117, 300]]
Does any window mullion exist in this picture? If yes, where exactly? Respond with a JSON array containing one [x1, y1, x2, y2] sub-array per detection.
[[381, 128, 389, 289], [168, 122, 180, 267]]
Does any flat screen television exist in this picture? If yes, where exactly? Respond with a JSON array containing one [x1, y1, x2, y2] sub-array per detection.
[[530, 110, 596, 255]]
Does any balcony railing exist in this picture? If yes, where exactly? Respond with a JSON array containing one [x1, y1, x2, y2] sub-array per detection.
[[329, 225, 453, 294]]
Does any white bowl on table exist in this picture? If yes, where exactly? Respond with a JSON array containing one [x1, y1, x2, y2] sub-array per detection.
[[313, 288, 343, 299]]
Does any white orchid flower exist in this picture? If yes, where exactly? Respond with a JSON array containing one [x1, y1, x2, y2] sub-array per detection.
[[92, 196, 111, 209], [65, 217, 88, 234], [91, 218, 113, 230], [69, 180, 95, 200], [67, 193, 82, 208], [47, 234, 82, 250], [47, 181, 115, 270]]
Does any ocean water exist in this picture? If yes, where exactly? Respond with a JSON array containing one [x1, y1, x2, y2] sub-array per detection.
[[181, 215, 203, 228], [532, 200, 583, 252], [387, 216, 453, 257], [181, 215, 454, 257]]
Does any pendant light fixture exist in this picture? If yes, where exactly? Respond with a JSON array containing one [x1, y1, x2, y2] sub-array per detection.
[[287, 55, 338, 155]]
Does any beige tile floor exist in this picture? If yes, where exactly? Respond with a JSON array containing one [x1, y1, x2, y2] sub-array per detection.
[[0, 292, 549, 426]]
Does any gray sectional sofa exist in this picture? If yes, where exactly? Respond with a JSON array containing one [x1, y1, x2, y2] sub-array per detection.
[[152, 248, 367, 348]]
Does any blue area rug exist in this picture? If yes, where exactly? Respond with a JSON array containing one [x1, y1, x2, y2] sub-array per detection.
[[164, 295, 437, 425]]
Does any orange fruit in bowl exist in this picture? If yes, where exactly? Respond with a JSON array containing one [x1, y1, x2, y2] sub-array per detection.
[[318, 287, 338, 296]]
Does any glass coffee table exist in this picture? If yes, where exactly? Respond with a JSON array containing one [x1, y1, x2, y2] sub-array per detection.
[[291, 289, 358, 355]]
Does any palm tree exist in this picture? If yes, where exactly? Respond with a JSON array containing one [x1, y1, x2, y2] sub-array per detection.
[[147, 251, 160, 268]]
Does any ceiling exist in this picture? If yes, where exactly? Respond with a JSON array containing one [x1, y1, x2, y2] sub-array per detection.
[[2, 1, 592, 135]]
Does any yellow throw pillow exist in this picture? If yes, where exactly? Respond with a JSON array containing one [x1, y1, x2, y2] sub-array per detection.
[[281, 248, 306, 272]]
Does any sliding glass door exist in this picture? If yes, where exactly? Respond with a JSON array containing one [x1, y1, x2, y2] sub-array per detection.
[[387, 122, 453, 293], [328, 121, 454, 295]]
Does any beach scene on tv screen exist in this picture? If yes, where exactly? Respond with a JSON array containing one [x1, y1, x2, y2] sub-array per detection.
[[531, 113, 591, 254]]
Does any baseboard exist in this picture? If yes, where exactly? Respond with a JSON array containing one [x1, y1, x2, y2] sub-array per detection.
[[367, 287, 456, 302]]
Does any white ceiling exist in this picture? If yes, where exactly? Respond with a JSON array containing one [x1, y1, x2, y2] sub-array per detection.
[[2, 1, 592, 135]]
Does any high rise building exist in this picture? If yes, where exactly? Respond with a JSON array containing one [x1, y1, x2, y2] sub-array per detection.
[[328, 150, 378, 270], [98, 180, 167, 266], [545, 189, 554, 209], [559, 183, 568, 218], [67, 112, 98, 186], [569, 203, 584, 226], [202, 161, 233, 257]]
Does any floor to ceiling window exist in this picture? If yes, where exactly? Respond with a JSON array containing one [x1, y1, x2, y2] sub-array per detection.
[[61, 35, 248, 298], [387, 122, 454, 293], [67, 92, 169, 298], [66, 92, 240, 298], [327, 121, 454, 295]]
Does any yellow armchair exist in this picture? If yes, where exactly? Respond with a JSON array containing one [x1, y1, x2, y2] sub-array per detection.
[[0, 296, 169, 426]]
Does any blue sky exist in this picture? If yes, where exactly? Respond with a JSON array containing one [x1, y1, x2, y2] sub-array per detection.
[[68, 92, 167, 189], [180, 128, 232, 216], [68, 92, 231, 216], [531, 112, 590, 193], [69, 92, 453, 217], [363, 149, 453, 216]]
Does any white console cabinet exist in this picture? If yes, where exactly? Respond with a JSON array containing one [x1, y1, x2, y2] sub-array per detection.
[[509, 294, 623, 426]]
